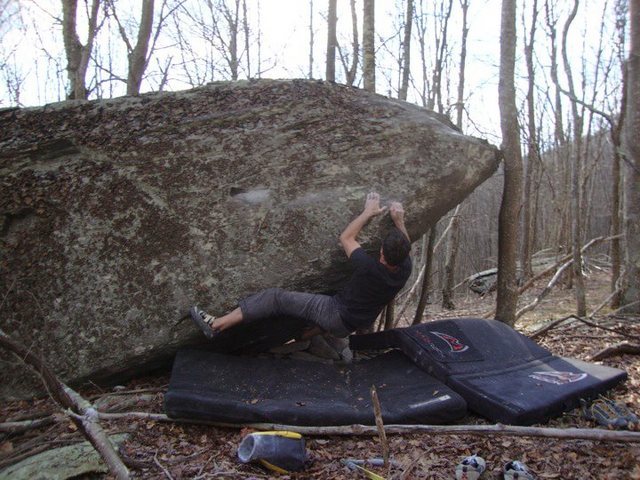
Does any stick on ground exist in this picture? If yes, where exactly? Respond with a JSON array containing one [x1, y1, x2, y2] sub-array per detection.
[[591, 342, 640, 361], [96, 411, 640, 442], [370, 385, 390, 468]]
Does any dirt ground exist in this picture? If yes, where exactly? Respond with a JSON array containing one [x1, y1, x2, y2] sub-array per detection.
[[1, 270, 640, 479]]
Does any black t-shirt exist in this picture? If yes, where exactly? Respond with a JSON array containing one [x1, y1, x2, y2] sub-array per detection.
[[334, 247, 412, 332]]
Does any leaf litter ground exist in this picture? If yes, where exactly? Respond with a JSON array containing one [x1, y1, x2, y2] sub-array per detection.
[[1, 270, 639, 479]]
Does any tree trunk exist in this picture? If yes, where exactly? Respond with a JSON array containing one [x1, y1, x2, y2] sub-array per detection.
[[455, 0, 469, 128], [496, 0, 523, 326], [229, 0, 240, 80], [544, 0, 566, 146], [383, 299, 395, 330], [429, 0, 453, 112], [62, 0, 83, 99], [611, 2, 628, 308], [398, 0, 413, 100], [561, 0, 586, 316], [441, 0, 469, 310], [326, 0, 337, 82], [442, 206, 460, 310], [521, 0, 538, 280], [414, 2, 428, 106], [413, 226, 437, 325], [127, 0, 155, 95], [243, 0, 250, 78], [363, 0, 375, 92], [309, 0, 314, 78], [611, 108, 625, 307], [62, 0, 100, 100], [347, 0, 359, 85], [622, 0, 640, 312]]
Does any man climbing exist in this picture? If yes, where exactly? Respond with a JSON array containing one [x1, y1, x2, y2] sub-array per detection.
[[190, 191, 412, 339]]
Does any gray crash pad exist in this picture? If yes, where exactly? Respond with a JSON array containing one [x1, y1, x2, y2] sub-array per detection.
[[164, 349, 467, 426]]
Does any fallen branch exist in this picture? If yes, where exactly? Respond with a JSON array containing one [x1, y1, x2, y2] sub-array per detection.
[[482, 236, 622, 320], [96, 411, 640, 442], [573, 316, 640, 342], [609, 300, 640, 316], [516, 259, 574, 319], [591, 342, 640, 361], [529, 316, 573, 340], [0, 416, 55, 434], [518, 235, 620, 296], [529, 314, 640, 342], [589, 289, 622, 318], [0, 330, 130, 479], [154, 450, 175, 480]]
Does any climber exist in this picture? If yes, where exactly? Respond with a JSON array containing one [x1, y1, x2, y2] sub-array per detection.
[[190, 192, 412, 339]]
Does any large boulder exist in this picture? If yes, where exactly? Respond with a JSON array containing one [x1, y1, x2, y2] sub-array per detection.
[[0, 79, 500, 399]]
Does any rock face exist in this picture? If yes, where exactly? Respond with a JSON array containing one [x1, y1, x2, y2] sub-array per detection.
[[0, 79, 500, 399]]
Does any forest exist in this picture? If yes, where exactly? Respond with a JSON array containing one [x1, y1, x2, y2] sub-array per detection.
[[1, 0, 640, 478]]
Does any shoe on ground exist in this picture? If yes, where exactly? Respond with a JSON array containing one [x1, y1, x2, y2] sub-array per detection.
[[503, 460, 534, 480], [581, 398, 629, 429], [455, 454, 486, 480]]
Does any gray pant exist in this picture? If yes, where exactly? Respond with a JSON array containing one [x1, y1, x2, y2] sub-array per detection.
[[238, 288, 351, 338]]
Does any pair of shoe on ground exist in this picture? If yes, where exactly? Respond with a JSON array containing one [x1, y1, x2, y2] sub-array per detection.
[[456, 455, 534, 480], [581, 397, 640, 430]]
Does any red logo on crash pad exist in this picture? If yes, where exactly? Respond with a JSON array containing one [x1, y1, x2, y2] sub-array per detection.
[[529, 371, 588, 385], [430, 331, 469, 353]]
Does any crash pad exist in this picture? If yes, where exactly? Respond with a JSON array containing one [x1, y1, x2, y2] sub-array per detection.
[[350, 318, 628, 425], [164, 349, 467, 426]]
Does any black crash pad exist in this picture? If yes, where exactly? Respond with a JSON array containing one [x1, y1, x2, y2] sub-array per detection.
[[350, 318, 628, 425], [164, 349, 467, 426]]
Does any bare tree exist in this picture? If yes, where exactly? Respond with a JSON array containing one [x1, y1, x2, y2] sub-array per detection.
[[337, 0, 359, 85], [560, 0, 587, 316], [454, 0, 468, 128], [363, 0, 375, 92], [441, 210, 460, 309], [218, 0, 241, 80], [544, 1, 566, 147], [520, 0, 539, 280], [428, 0, 453, 112], [0, 0, 25, 105], [108, 0, 180, 95], [326, 0, 337, 81], [414, 0, 430, 106], [0, 0, 19, 40], [62, 0, 102, 99], [107, 0, 155, 94], [309, 0, 314, 78], [496, 0, 523, 326], [398, 0, 413, 100], [413, 227, 437, 324], [611, 0, 628, 307], [441, 0, 469, 310], [242, 0, 250, 78], [622, 0, 640, 312]]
